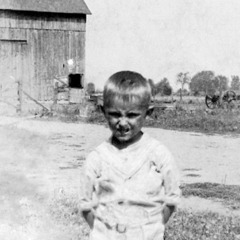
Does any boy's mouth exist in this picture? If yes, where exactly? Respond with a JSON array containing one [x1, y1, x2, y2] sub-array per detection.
[[117, 128, 130, 136]]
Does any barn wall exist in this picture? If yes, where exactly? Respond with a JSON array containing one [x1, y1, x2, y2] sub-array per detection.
[[26, 29, 86, 101], [0, 10, 86, 111], [0, 40, 27, 114]]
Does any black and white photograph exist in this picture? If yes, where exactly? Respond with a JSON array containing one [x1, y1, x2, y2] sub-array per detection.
[[0, 0, 240, 239]]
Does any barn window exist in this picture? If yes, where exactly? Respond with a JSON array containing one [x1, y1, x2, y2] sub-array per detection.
[[68, 74, 83, 89]]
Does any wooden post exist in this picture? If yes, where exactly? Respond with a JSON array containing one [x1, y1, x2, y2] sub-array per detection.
[[53, 82, 58, 105], [51, 82, 58, 112], [17, 80, 22, 114]]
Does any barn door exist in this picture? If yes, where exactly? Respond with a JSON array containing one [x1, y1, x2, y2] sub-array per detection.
[[0, 40, 27, 115]]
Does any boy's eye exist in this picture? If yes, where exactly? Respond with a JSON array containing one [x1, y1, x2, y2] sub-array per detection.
[[108, 112, 121, 118], [127, 113, 140, 118]]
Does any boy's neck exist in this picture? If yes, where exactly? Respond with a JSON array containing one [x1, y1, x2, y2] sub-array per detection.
[[111, 131, 143, 150]]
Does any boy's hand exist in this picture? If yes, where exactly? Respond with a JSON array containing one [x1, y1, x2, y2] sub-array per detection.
[[82, 210, 95, 229], [79, 200, 98, 229], [162, 205, 175, 224]]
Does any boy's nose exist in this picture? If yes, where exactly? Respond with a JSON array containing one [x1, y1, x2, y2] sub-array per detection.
[[119, 117, 128, 126]]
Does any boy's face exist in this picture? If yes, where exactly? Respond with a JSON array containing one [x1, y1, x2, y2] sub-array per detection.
[[103, 97, 152, 147]]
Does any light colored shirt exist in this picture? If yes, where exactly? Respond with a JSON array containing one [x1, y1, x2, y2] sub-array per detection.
[[80, 133, 181, 240]]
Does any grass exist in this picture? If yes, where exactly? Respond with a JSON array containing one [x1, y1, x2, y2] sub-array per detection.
[[83, 100, 240, 134], [181, 182, 240, 210], [42, 97, 240, 135], [165, 209, 240, 240], [49, 191, 90, 240], [86, 107, 240, 134], [146, 104, 240, 134]]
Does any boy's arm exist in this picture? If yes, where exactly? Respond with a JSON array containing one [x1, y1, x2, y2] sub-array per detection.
[[79, 152, 100, 229], [161, 148, 181, 223]]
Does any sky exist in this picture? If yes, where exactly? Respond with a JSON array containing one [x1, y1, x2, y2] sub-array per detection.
[[85, 0, 240, 90]]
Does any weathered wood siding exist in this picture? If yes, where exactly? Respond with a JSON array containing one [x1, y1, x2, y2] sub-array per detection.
[[0, 40, 27, 114], [0, 10, 86, 109]]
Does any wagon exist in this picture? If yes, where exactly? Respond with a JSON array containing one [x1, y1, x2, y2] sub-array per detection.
[[205, 90, 240, 109]]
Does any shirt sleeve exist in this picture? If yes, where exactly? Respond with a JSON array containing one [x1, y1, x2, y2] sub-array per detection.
[[158, 146, 181, 209], [79, 151, 101, 211]]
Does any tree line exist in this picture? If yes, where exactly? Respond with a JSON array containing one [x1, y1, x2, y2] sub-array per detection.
[[86, 70, 240, 96]]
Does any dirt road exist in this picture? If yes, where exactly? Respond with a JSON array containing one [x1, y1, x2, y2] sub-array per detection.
[[12, 117, 240, 185], [0, 117, 239, 239]]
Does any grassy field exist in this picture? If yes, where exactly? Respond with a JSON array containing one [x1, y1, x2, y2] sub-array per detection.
[[147, 106, 240, 134], [47, 95, 240, 135], [85, 97, 240, 135], [181, 183, 240, 210], [165, 209, 240, 240]]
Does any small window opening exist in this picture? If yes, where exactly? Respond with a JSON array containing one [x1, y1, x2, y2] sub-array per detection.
[[68, 74, 83, 89]]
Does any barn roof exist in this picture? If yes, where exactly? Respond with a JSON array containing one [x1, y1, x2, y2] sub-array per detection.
[[0, 0, 91, 15]]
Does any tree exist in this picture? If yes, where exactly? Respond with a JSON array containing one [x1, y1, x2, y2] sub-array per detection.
[[148, 78, 173, 97], [86, 82, 95, 94], [156, 78, 172, 96], [176, 88, 189, 96], [212, 75, 228, 95], [189, 71, 215, 95], [230, 75, 240, 91], [176, 72, 191, 101], [148, 79, 157, 97]]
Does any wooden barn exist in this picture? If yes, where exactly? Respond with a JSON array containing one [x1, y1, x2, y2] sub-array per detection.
[[0, 0, 91, 115]]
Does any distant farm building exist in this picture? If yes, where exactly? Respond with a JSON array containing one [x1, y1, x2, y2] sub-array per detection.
[[0, 0, 91, 115]]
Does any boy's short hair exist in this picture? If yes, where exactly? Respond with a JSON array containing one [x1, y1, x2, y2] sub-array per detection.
[[103, 71, 152, 108]]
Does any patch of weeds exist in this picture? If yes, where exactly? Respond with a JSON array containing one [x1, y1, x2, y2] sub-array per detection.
[[49, 99, 240, 135], [165, 209, 240, 240], [49, 191, 89, 240], [181, 182, 240, 210], [145, 105, 240, 135]]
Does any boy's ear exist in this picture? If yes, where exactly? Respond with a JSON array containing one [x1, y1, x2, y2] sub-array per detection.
[[100, 105, 105, 115], [146, 105, 154, 116]]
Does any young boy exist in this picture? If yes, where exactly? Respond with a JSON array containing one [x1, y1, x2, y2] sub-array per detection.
[[80, 71, 181, 240]]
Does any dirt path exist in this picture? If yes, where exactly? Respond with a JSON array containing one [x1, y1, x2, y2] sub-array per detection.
[[12, 117, 240, 185], [0, 116, 240, 239]]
